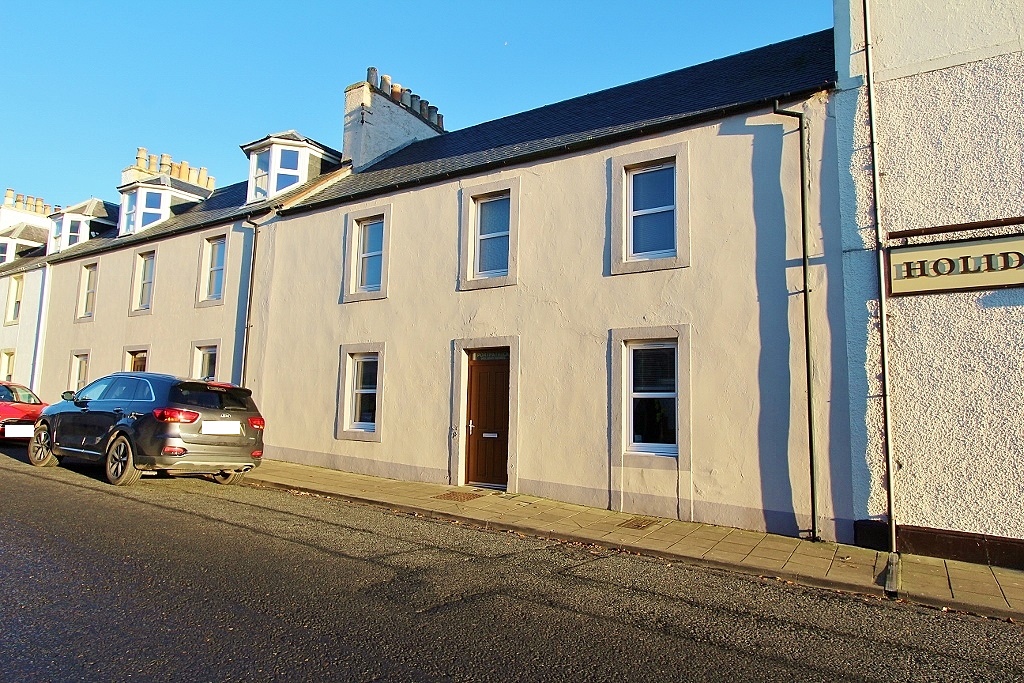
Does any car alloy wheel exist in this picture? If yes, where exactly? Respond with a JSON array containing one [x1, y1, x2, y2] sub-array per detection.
[[105, 435, 142, 486], [27, 424, 58, 467]]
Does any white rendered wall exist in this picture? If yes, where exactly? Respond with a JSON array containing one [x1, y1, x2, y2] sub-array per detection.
[[38, 222, 253, 402], [0, 268, 46, 388], [834, 0, 1024, 539], [250, 100, 855, 541]]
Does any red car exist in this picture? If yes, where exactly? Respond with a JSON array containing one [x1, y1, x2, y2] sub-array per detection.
[[0, 382, 47, 440]]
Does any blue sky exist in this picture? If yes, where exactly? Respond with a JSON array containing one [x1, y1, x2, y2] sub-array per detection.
[[0, 1, 833, 209]]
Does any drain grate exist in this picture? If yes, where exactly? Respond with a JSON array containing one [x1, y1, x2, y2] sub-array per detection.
[[433, 491, 486, 502], [618, 516, 658, 530]]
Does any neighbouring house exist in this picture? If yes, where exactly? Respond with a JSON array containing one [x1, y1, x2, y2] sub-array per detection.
[[0, 188, 57, 385], [834, 0, 1024, 567], [244, 30, 857, 541], [33, 140, 343, 402]]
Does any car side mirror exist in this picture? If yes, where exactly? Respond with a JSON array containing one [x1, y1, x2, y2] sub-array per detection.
[[61, 391, 76, 401]]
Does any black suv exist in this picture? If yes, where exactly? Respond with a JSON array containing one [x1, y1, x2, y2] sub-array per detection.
[[29, 372, 265, 486]]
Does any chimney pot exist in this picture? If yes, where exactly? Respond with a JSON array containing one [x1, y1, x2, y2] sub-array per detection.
[[136, 147, 148, 167], [26, 196, 35, 211], [179, 160, 191, 180], [148, 154, 158, 171], [159, 154, 172, 173], [206, 175, 216, 190], [171, 162, 181, 178], [437, 113, 444, 130], [428, 105, 438, 124], [44, 204, 52, 215], [35, 197, 45, 213], [401, 88, 412, 107], [390, 82, 402, 100], [188, 167, 200, 184], [197, 167, 209, 186], [410, 93, 420, 112], [380, 74, 392, 93], [15, 194, 24, 209], [419, 100, 429, 118], [366, 66, 378, 88], [4, 189, 14, 206]]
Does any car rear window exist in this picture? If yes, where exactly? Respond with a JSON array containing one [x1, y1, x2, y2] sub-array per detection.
[[169, 382, 255, 411]]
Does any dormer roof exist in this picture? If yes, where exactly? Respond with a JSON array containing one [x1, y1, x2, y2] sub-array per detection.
[[240, 130, 342, 160], [117, 174, 213, 200], [0, 223, 49, 244], [56, 198, 120, 222]]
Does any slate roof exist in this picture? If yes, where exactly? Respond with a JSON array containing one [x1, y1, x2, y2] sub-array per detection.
[[0, 223, 49, 244], [284, 29, 835, 215], [117, 174, 215, 199], [240, 130, 344, 160], [0, 249, 48, 276], [59, 197, 120, 221]]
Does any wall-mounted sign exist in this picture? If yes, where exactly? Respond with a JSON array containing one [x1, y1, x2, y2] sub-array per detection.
[[888, 234, 1024, 295]]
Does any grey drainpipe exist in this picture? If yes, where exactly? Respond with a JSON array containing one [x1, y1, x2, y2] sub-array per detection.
[[773, 99, 820, 542], [862, 0, 901, 596], [239, 217, 261, 387]]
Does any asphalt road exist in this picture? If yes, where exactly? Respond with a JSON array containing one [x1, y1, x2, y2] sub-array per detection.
[[1, 446, 1021, 683]]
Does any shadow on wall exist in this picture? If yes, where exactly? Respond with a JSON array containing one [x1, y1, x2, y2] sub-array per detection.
[[979, 287, 1024, 309], [231, 223, 255, 385], [718, 118, 799, 536]]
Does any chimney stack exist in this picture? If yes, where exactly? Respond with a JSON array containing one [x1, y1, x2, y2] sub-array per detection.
[[121, 148, 216, 190], [3, 189, 13, 206]]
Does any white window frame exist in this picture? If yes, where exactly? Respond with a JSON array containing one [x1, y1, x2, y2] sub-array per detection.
[[0, 243, 8, 264], [610, 325, 691, 464], [343, 204, 392, 303], [130, 249, 156, 315], [196, 231, 228, 307], [0, 349, 14, 382], [121, 191, 137, 235], [626, 341, 678, 456], [120, 189, 168, 235], [247, 145, 309, 203], [459, 177, 520, 291], [76, 262, 98, 321], [67, 218, 83, 246], [191, 341, 219, 381], [611, 142, 690, 275], [70, 351, 90, 392], [5, 274, 24, 325], [336, 342, 385, 442]]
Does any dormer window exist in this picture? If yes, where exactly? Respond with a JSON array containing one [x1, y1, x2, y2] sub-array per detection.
[[247, 145, 306, 203], [68, 219, 82, 246], [120, 189, 167, 235]]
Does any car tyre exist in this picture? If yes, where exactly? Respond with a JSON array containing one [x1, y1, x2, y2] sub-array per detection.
[[28, 424, 58, 467], [212, 470, 247, 486], [105, 435, 142, 486]]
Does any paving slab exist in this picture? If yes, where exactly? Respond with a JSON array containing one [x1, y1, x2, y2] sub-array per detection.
[[248, 458, 1024, 620]]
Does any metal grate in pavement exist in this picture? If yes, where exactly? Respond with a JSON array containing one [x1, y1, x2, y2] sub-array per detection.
[[433, 491, 487, 502], [618, 516, 658, 530]]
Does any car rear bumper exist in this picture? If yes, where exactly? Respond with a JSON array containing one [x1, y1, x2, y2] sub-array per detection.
[[134, 447, 262, 473]]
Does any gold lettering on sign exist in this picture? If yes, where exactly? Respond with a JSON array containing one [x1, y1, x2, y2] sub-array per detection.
[[889, 236, 1024, 295]]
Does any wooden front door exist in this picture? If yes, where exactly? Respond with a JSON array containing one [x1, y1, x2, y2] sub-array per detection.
[[467, 350, 510, 488]]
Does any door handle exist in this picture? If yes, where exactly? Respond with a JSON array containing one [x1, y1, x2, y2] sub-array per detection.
[[114, 407, 124, 414], [468, 420, 474, 435]]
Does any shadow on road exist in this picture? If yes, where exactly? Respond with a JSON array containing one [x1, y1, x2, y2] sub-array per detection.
[[0, 441, 126, 485]]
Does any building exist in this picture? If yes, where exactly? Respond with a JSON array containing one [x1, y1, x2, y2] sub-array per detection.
[[244, 30, 857, 541], [834, 0, 1024, 566]]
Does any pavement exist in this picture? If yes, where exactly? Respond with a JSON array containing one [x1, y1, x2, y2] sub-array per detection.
[[246, 458, 1024, 621]]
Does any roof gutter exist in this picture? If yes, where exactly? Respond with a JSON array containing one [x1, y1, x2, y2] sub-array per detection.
[[279, 82, 837, 218]]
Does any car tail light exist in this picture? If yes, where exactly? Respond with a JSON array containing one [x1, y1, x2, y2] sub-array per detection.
[[153, 408, 200, 423], [161, 446, 187, 456], [247, 416, 265, 430], [251, 450, 263, 459]]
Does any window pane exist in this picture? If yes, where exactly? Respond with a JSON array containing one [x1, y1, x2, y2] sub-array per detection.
[[354, 392, 376, 425], [69, 220, 81, 236], [78, 377, 113, 401], [633, 347, 675, 392], [210, 239, 225, 269], [276, 173, 299, 191], [126, 192, 137, 213], [201, 349, 217, 379], [632, 210, 675, 255], [142, 211, 161, 226], [478, 196, 510, 236], [279, 149, 299, 170], [632, 397, 676, 444], [256, 151, 270, 173], [632, 166, 673, 211], [478, 235, 509, 274], [355, 358, 378, 391], [360, 254, 382, 290], [145, 192, 162, 209], [208, 269, 224, 299], [139, 281, 152, 308], [361, 220, 384, 254]]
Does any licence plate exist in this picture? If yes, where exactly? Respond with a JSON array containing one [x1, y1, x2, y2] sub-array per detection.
[[201, 420, 241, 435], [5, 424, 34, 438]]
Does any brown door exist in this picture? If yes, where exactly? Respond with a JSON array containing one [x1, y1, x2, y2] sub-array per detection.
[[467, 350, 510, 487]]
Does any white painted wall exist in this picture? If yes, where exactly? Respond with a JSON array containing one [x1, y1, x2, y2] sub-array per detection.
[[342, 82, 440, 171], [250, 99, 855, 541], [0, 266, 47, 389], [38, 222, 254, 402], [834, 0, 1024, 539]]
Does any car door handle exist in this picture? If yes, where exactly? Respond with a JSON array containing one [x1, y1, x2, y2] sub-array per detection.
[[114, 407, 124, 414]]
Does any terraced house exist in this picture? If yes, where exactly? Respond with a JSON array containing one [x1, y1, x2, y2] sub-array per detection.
[[6, 0, 1023, 567]]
